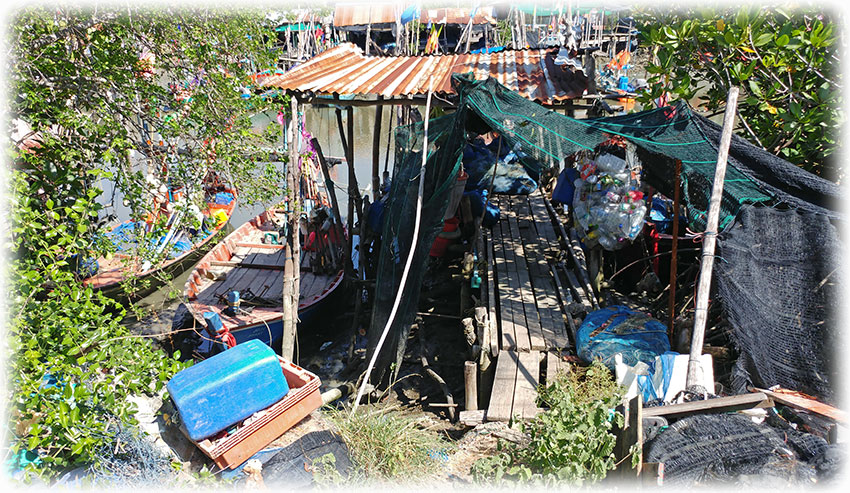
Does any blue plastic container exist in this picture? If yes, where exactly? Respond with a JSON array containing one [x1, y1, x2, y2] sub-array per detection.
[[167, 339, 290, 441]]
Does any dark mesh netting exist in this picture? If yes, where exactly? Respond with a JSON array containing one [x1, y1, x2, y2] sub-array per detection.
[[366, 74, 841, 386], [366, 106, 466, 385], [715, 205, 842, 404], [644, 413, 826, 486]]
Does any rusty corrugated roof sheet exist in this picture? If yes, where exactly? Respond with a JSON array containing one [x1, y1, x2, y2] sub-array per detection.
[[262, 43, 588, 105], [333, 4, 496, 27], [333, 4, 403, 27]]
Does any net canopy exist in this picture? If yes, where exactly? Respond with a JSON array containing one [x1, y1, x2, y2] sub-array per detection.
[[366, 73, 842, 384], [460, 75, 840, 230]]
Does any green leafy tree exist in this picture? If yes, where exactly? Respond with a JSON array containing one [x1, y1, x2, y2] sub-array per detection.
[[636, 7, 842, 180], [6, 6, 287, 481]]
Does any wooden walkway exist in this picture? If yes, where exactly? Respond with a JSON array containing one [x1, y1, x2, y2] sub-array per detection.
[[482, 189, 584, 422]]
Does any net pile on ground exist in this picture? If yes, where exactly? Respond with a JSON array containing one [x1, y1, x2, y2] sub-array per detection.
[[644, 412, 843, 486]]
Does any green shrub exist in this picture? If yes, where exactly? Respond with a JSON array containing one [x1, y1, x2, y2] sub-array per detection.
[[472, 361, 626, 486]]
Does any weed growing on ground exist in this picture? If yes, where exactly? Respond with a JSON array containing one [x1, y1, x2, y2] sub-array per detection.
[[471, 360, 626, 486], [322, 403, 452, 483]]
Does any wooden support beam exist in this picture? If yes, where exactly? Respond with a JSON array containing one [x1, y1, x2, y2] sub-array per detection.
[[642, 392, 774, 419], [465, 361, 478, 411], [613, 395, 643, 477], [210, 261, 284, 270], [234, 242, 286, 250]]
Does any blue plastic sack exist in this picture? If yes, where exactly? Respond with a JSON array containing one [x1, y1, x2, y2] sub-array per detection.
[[463, 190, 500, 227], [552, 167, 579, 204], [462, 138, 538, 195], [215, 191, 235, 205], [576, 305, 670, 370]]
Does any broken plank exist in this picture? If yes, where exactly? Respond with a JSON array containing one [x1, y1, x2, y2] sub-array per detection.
[[459, 409, 486, 426], [487, 350, 519, 422], [514, 351, 541, 420], [755, 388, 847, 423]]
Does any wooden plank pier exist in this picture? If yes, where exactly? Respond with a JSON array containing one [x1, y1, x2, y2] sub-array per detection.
[[481, 189, 579, 422]]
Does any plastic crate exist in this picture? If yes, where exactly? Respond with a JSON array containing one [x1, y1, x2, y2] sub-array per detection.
[[188, 357, 322, 470], [167, 339, 290, 442]]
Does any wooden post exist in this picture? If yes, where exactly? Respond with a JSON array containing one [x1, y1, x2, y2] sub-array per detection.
[[465, 361, 478, 411], [365, 6, 372, 56], [291, 155, 301, 360], [668, 159, 682, 339], [687, 87, 739, 388], [372, 96, 383, 198], [335, 106, 358, 282], [282, 97, 300, 361], [345, 104, 362, 223]]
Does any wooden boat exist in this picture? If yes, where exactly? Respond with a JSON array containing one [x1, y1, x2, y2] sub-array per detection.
[[83, 174, 237, 302], [183, 207, 344, 351]]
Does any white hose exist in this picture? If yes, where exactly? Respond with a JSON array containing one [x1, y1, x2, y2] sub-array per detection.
[[351, 87, 434, 415]]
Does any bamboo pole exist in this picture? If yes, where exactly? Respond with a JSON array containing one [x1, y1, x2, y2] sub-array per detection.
[[687, 87, 739, 388], [668, 159, 682, 339], [365, 6, 372, 56], [291, 98, 301, 363]]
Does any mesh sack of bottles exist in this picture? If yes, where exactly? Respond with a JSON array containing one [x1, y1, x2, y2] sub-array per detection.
[[571, 145, 647, 250]]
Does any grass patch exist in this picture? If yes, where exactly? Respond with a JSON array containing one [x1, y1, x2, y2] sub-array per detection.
[[322, 403, 452, 484]]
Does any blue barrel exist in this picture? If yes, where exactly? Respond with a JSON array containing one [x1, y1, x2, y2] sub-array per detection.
[[618, 76, 629, 91], [167, 339, 290, 441]]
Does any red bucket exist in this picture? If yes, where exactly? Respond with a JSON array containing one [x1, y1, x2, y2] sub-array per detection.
[[429, 217, 460, 257]]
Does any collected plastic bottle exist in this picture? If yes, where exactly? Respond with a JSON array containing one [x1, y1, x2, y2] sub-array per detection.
[[598, 233, 617, 250]]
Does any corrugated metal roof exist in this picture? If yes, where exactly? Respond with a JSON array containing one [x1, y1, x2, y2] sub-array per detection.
[[333, 4, 403, 27], [333, 4, 496, 27], [262, 43, 588, 105]]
